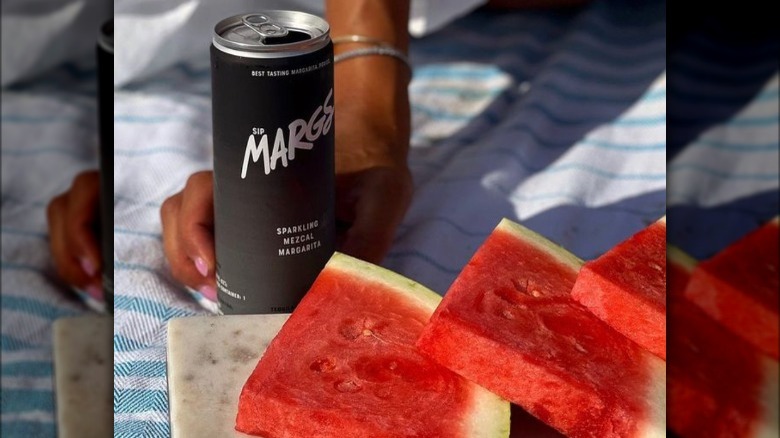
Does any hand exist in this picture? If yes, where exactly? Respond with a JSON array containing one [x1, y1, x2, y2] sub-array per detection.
[[333, 103, 413, 264], [47, 171, 103, 299], [161, 162, 412, 293], [160, 171, 217, 301]]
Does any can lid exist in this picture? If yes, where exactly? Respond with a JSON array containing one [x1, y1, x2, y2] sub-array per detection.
[[213, 11, 330, 58], [98, 20, 113, 53]]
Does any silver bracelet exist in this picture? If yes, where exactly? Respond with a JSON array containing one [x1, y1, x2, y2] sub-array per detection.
[[333, 46, 412, 72], [332, 35, 390, 46]]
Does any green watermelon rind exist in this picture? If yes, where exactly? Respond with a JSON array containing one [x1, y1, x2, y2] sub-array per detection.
[[667, 245, 697, 273], [496, 219, 584, 270], [327, 252, 512, 438], [327, 252, 443, 313]]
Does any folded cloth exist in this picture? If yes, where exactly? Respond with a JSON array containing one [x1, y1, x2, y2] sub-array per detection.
[[113, 0, 486, 86]]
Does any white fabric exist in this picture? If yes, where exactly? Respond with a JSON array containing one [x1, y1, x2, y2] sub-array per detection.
[[113, 0, 485, 86], [0, 0, 110, 87]]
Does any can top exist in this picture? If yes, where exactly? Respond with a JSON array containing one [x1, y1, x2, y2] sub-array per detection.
[[99, 20, 113, 53], [213, 11, 330, 58]]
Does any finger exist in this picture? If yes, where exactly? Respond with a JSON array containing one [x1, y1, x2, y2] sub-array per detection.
[[178, 172, 216, 279], [161, 192, 216, 297], [340, 169, 412, 264], [47, 194, 93, 288], [64, 172, 102, 279]]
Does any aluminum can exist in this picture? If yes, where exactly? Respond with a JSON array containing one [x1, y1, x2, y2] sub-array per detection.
[[97, 20, 113, 312], [211, 11, 335, 314]]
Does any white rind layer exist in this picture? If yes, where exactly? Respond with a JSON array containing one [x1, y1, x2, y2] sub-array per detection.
[[327, 251, 444, 312], [496, 218, 584, 270], [328, 252, 511, 438], [667, 245, 697, 272], [638, 357, 667, 438], [756, 358, 779, 438]]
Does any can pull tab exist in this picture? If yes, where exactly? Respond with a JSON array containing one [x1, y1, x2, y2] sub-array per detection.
[[242, 14, 289, 43]]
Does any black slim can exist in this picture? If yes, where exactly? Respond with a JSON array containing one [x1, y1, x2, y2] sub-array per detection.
[[97, 20, 114, 313], [211, 12, 335, 314]]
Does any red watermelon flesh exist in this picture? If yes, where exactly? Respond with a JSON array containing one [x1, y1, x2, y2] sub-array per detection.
[[235, 252, 510, 437], [417, 219, 665, 438], [684, 216, 779, 360], [570, 217, 666, 360], [667, 246, 779, 437]]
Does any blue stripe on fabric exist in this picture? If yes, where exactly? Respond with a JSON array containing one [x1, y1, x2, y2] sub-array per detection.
[[414, 34, 665, 67], [114, 295, 196, 320], [114, 420, 171, 437], [508, 117, 657, 150], [397, 217, 489, 238], [0, 389, 53, 413], [1, 335, 37, 351], [0, 115, 81, 123], [114, 147, 205, 159], [1, 261, 45, 272], [542, 163, 665, 180], [414, 57, 662, 85], [1, 296, 79, 320], [114, 261, 159, 274], [114, 228, 162, 240], [727, 116, 779, 126], [694, 139, 778, 152], [411, 82, 664, 105], [385, 250, 462, 275], [1, 196, 48, 208], [668, 164, 778, 180], [1, 361, 53, 377], [412, 101, 665, 125], [113, 335, 156, 353], [0, 228, 48, 239], [578, 139, 664, 151], [114, 195, 162, 209], [432, 148, 666, 181], [0, 420, 55, 437], [113, 388, 169, 414], [114, 115, 206, 123], [1, 148, 90, 158], [114, 361, 167, 378]]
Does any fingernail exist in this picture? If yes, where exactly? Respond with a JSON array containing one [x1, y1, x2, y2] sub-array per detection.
[[199, 285, 217, 301], [80, 257, 97, 277], [86, 284, 103, 301], [194, 257, 209, 277]]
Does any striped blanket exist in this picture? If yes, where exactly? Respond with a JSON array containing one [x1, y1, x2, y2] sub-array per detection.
[[1, 61, 99, 436]]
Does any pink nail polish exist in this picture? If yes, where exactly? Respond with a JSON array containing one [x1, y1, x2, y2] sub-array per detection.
[[199, 285, 217, 301], [80, 257, 97, 277], [86, 285, 103, 301], [194, 257, 209, 277]]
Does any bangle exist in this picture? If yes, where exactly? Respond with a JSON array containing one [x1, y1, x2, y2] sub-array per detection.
[[332, 35, 391, 46], [333, 46, 412, 72]]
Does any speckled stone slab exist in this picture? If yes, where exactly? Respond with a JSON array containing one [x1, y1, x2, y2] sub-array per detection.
[[52, 315, 113, 438], [167, 314, 290, 437]]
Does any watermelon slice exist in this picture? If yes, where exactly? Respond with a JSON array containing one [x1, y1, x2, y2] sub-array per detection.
[[667, 246, 779, 437], [684, 216, 779, 359], [570, 217, 666, 360], [235, 252, 510, 437], [417, 219, 665, 438]]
